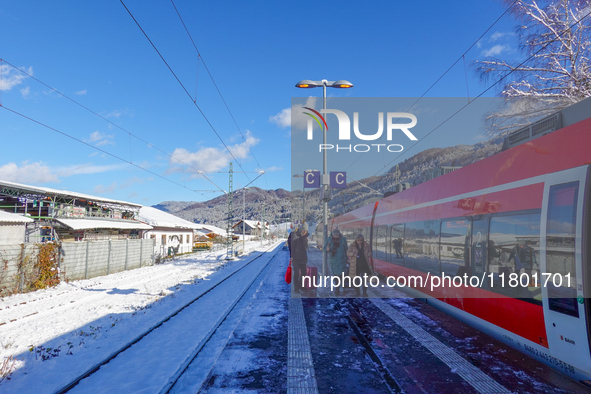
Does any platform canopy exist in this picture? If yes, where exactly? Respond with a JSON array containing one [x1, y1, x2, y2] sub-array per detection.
[[0, 211, 34, 223]]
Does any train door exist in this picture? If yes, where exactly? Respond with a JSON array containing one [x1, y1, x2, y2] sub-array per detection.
[[541, 167, 591, 372]]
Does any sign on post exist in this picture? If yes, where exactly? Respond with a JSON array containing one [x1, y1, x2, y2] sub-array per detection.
[[330, 171, 347, 188], [304, 171, 320, 188]]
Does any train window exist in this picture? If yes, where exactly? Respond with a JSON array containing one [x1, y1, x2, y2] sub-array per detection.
[[340, 227, 357, 247], [472, 219, 488, 276], [546, 182, 579, 318], [390, 224, 404, 264], [488, 212, 541, 304], [404, 220, 440, 275], [440, 219, 471, 277], [373, 225, 388, 262]]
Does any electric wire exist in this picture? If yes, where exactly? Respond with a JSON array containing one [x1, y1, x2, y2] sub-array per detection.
[[169, 0, 262, 170], [119, 0, 253, 182], [343, 0, 518, 172], [169, 0, 269, 189], [0, 59, 224, 182], [371, 6, 591, 178], [0, 104, 212, 197]]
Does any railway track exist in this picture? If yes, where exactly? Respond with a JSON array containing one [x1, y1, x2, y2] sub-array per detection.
[[56, 242, 282, 394], [336, 300, 403, 394]]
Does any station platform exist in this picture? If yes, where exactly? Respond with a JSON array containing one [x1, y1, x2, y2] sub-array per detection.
[[198, 245, 590, 393]]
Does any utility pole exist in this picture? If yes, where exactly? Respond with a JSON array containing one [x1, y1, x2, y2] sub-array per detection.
[[261, 199, 265, 246], [242, 188, 245, 252], [226, 162, 233, 259]]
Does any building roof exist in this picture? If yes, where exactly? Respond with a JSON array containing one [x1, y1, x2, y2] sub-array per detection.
[[0, 179, 141, 208], [56, 218, 152, 230], [195, 224, 227, 236], [138, 206, 201, 230], [0, 211, 34, 223], [233, 219, 268, 229]]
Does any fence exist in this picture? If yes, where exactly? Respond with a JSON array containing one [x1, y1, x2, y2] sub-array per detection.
[[0, 244, 39, 296], [0, 238, 155, 296]]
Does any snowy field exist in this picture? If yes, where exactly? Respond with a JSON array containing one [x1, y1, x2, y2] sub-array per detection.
[[0, 240, 283, 393]]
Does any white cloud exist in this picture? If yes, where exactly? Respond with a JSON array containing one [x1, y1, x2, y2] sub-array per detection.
[[0, 161, 125, 185], [269, 108, 291, 128], [76, 90, 87, 95], [57, 163, 124, 177], [105, 109, 132, 118], [490, 31, 513, 42], [88, 131, 114, 146], [168, 131, 260, 174], [20, 86, 30, 98], [257, 166, 282, 172], [0, 65, 32, 91], [270, 96, 317, 130], [94, 182, 117, 194], [482, 44, 510, 57], [0, 161, 59, 183]]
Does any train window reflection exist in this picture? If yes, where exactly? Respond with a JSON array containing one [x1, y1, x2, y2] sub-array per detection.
[[404, 220, 440, 275], [488, 212, 542, 304], [374, 225, 388, 262], [547, 182, 579, 318], [390, 224, 404, 264], [440, 219, 471, 277]]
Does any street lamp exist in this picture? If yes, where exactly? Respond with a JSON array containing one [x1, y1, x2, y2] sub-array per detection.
[[295, 79, 353, 276]]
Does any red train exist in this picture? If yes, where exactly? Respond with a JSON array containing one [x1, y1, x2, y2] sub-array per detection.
[[325, 98, 591, 384]]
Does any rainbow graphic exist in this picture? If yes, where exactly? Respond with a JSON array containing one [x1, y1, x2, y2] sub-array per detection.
[[303, 107, 328, 130]]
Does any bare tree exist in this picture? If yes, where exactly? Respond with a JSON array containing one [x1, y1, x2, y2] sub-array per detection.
[[476, 0, 591, 134]]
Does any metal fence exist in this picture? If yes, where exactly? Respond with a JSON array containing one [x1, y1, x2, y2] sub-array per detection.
[[0, 238, 155, 296], [61, 238, 154, 281]]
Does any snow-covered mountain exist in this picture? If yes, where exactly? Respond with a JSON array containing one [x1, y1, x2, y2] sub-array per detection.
[[154, 136, 504, 227]]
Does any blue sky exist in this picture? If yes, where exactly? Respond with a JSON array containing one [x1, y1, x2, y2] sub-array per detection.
[[0, 1, 521, 205]]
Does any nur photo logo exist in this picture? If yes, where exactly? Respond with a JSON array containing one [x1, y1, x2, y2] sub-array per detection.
[[303, 106, 418, 153]]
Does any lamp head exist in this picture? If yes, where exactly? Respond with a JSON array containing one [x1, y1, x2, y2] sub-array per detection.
[[295, 79, 320, 88], [331, 80, 354, 88]]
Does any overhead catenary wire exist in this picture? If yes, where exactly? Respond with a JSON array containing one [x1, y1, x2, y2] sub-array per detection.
[[169, 0, 270, 189], [0, 104, 213, 198], [344, 0, 518, 172], [0, 59, 224, 181], [169, 1, 262, 169], [372, 5, 591, 179], [119, 0, 253, 183]]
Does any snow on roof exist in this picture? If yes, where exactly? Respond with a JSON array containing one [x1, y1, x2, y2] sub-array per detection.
[[195, 223, 227, 236], [139, 206, 201, 230], [56, 218, 152, 230], [0, 211, 34, 223], [233, 219, 267, 229], [0, 179, 141, 207]]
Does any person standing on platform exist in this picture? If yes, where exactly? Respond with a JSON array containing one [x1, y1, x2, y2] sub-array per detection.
[[347, 233, 374, 297], [289, 222, 309, 293], [324, 229, 348, 295]]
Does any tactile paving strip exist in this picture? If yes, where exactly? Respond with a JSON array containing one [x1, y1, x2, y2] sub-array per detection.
[[371, 298, 512, 394], [287, 297, 319, 394]]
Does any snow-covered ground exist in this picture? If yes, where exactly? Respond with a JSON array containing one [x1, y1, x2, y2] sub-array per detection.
[[0, 240, 282, 393]]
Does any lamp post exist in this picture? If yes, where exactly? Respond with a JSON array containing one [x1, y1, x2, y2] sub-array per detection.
[[295, 79, 353, 276], [293, 169, 318, 225], [292, 174, 304, 224]]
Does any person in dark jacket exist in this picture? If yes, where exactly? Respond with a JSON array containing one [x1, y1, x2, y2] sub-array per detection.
[[347, 233, 373, 297], [289, 222, 309, 293]]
